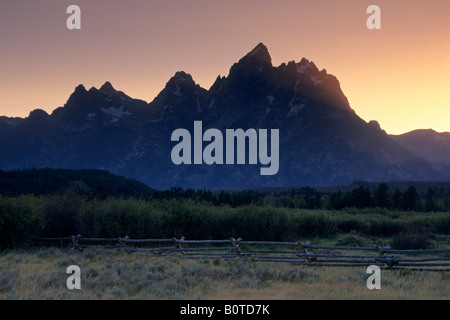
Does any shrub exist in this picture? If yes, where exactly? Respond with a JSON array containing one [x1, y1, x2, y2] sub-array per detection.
[[335, 236, 368, 247], [0, 270, 19, 293], [335, 215, 367, 234], [434, 216, 450, 234], [277, 268, 311, 282], [391, 233, 431, 250], [41, 193, 81, 237], [1, 192, 450, 249], [366, 219, 402, 236], [0, 196, 44, 249]]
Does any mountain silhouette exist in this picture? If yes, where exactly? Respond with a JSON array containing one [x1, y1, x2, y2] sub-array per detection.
[[0, 43, 443, 189], [391, 129, 450, 180]]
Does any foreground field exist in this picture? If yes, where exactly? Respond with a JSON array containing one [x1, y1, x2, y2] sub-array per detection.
[[0, 246, 449, 300]]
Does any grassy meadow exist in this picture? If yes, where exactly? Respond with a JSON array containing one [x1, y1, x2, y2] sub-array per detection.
[[1, 192, 450, 300], [1, 236, 449, 300]]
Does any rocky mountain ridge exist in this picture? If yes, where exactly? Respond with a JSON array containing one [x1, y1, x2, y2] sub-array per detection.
[[0, 43, 445, 189]]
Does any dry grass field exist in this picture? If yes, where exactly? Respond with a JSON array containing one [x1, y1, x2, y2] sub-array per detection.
[[1, 245, 449, 300]]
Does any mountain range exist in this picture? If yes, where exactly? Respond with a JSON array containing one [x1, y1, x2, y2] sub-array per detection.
[[391, 130, 450, 181], [0, 43, 448, 189]]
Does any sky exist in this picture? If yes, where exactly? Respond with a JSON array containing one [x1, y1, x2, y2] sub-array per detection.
[[0, 0, 449, 134]]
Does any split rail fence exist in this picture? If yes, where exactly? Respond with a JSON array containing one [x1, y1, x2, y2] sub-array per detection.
[[35, 235, 450, 272]]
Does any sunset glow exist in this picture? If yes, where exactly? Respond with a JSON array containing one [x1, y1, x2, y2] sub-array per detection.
[[1, 0, 449, 134]]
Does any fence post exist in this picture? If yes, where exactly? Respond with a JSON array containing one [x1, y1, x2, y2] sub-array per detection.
[[298, 241, 313, 263], [231, 237, 242, 257], [70, 235, 82, 251], [118, 236, 129, 251], [173, 237, 185, 255], [377, 244, 398, 268]]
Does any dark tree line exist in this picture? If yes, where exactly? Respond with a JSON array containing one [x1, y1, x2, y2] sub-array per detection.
[[152, 183, 450, 212], [1, 169, 449, 212], [328, 184, 424, 211], [152, 187, 254, 207]]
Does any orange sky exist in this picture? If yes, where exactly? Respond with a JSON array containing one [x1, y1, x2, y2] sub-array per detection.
[[1, 0, 449, 134]]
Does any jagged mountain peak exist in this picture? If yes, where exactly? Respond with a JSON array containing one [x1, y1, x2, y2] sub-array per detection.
[[172, 71, 194, 82], [295, 58, 320, 75], [0, 43, 443, 189], [99, 81, 116, 93], [67, 84, 89, 103], [60, 87, 87, 115], [162, 71, 199, 98], [229, 43, 273, 75], [246, 42, 272, 65], [166, 71, 197, 87], [74, 84, 87, 93]]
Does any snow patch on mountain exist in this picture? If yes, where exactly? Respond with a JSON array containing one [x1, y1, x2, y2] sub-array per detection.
[[297, 62, 312, 74], [287, 104, 305, 117], [289, 80, 300, 109], [1, 119, 20, 127], [208, 98, 215, 109], [310, 75, 323, 85], [250, 45, 261, 56], [101, 106, 131, 118], [173, 81, 181, 96], [151, 105, 169, 122]]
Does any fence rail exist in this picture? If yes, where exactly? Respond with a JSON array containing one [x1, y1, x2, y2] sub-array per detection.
[[35, 235, 450, 272]]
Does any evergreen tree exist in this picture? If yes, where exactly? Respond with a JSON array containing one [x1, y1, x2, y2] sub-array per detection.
[[351, 186, 371, 209], [392, 189, 402, 210], [402, 186, 420, 211], [373, 183, 390, 208], [425, 188, 438, 212]]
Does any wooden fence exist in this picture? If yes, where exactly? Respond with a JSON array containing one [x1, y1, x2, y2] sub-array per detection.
[[35, 235, 450, 272]]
